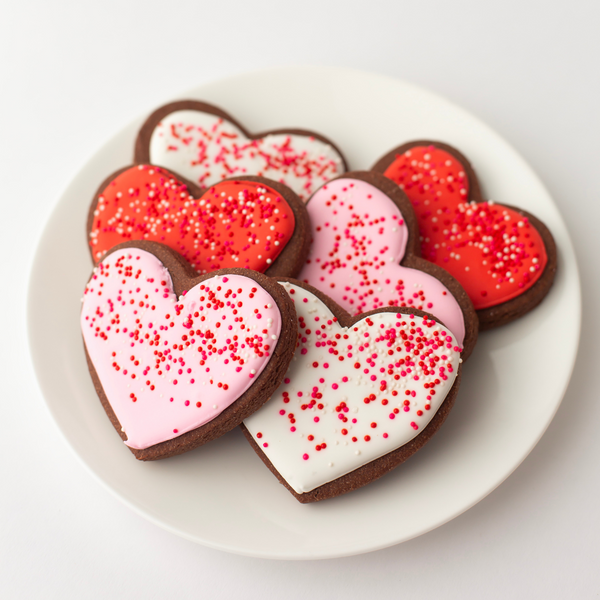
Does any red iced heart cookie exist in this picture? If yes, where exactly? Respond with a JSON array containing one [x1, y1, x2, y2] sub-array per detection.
[[297, 172, 478, 360], [242, 280, 462, 503], [372, 142, 557, 329], [135, 100, 348, 201], [81, 241, 297, 460], [87, 165, 310, 278]]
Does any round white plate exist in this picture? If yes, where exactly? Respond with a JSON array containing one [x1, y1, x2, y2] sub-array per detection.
[[27, 66, 580, 560]]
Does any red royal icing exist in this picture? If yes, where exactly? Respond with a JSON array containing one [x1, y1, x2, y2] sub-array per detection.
[[383, 146, 548, 310], [89, 165, 295, 274]]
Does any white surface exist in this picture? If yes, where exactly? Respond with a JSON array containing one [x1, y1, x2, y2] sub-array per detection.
[[2, 0, 599, 595], [27, 67, 579, 559]]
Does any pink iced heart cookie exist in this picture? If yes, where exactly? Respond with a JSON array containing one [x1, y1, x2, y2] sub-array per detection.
[[135, 100, 347, 201], [242, 280, 462, 503], [372, 141, 557, 329], [81, 241, 297, 461], [297, 172, 478, 360]]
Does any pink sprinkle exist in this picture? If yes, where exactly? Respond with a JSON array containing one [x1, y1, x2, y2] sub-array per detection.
[[279, 410, 285, 415], [173, 429, 178, 433], [323, 363, 329, 369], [303, 453, 309, 460], [284, 378, 290, 384], [263, 442, 268, 448], [332, 383, 339, 390], [342, 376, 348, 382], [314, 417, 320, 423], [389, 413, 395, 419], [222, 277, 229, 282], [383, 433, 389, 438], [290, 426, 296, 432], [411, 422, 419, 430], [184, 400, 190, 406]]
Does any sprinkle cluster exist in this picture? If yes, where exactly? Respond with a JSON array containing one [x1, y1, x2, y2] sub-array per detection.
[[151, 112, 343, 200], [383, 146, 548, 309], [244, 283, 461, 494], [81, 249, 281, 450], [89, 166, 294, 274]]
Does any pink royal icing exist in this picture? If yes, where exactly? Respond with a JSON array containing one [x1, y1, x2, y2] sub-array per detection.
[[298, 178, 466, 346], [244, 282, 461, 495], [81, 249, 282, 450]]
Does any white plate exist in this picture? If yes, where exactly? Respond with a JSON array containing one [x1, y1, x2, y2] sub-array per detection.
[[27, 66, 581, 560]]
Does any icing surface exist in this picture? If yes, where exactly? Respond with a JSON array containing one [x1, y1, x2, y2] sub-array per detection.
[[383, 145, 548, 309], [298, 178, 466, 345], [244, 282, 461, 494], [149, 110, 344, 201], [81, 249, 282, 450], [90, 166, 295, 274]]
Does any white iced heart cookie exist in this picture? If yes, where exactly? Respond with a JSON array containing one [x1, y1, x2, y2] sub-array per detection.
[[242, 280, 462, 503], [135, 100, 347, 201]]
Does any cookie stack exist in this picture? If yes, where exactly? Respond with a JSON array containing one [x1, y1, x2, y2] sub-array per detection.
[[80, 101, 556, 503]]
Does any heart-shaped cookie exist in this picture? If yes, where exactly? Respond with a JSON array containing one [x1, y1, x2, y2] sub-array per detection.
[[297, 172, 478, 359], [81, 241, 297, 460], [135, 100, 348, 201], [242, 280, 462, 503], [88, 166, 310, 278], [371, 142, 557, 329]]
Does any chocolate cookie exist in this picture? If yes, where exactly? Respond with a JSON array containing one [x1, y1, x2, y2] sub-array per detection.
[[371, 141, 557, 329], [81, 240, 297, 461], [242, 279, 462, 503], [87, 166, 311, 279], [296, 171, 478, 360], [135, 99, 348, 201]]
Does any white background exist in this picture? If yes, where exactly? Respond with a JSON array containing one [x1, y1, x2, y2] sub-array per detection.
[[2, 0, 599, 597]]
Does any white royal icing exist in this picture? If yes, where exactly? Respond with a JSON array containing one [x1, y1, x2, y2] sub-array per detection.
[[244, 282, 461, 495], [149, 110, 344, 200]]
